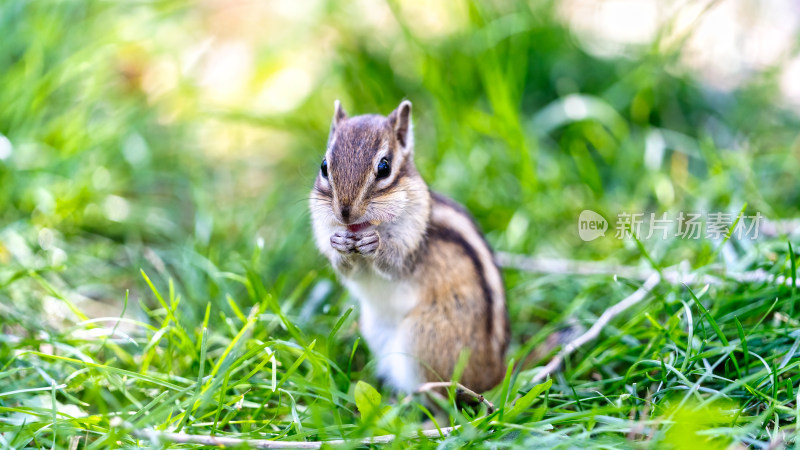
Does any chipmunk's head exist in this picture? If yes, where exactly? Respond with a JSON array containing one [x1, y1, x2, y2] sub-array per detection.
[[311, 100, 426, 231]]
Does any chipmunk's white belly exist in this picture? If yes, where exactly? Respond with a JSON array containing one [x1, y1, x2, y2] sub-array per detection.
[[344, 272, 421, 393]]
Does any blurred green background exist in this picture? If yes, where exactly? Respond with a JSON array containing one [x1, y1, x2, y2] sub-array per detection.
[[1, 0, 800, 446], [2, 0, 798, 325]]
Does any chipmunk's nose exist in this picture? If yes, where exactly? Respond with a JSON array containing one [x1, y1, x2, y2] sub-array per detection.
[[340, 205, 351, 223], [336, 200, 362, 225]]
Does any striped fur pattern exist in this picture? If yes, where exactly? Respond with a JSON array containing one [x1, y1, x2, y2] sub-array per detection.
[[310, 100, 509, 393]]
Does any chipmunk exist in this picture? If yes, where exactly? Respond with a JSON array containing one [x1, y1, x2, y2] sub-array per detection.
[[309, 100, 509, 394]]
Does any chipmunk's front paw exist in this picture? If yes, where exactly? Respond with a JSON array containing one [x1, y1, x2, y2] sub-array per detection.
[[331, 231, 356, 253], [354, 230, 380, 255]]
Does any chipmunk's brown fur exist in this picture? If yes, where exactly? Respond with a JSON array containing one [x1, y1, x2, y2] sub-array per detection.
[[310, 100, 509, 393]]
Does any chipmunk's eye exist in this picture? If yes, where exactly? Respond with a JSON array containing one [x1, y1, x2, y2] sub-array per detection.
[[320, 158, 328, 178], [377, 157, 391, 179]]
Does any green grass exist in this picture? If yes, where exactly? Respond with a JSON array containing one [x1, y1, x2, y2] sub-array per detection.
[[1, 0, 799, 448]]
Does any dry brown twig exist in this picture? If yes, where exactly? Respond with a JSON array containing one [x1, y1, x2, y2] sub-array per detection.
[[122, 383, 493, 448], [530, 271, 662, 384], [496, 252, 800, 288], [410, 381, 496, 414], [116, 419, 459, 449], [496, 250, 798, 383], [67, 436, 81, 450]]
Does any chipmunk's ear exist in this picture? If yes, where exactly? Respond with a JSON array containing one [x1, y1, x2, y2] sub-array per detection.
[[332, 100, 348, 130], [388, 100, 412, 150]]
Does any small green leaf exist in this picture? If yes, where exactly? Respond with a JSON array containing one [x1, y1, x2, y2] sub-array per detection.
[[497, 358, 515, 420], [789, 241, 797, 315], [735, 318, 749, 369], [530, 406, 547, 422], [354, 381, 382, 422], [685, 285, 728, 346], [686, 284, 741, 378], [504, 379, 552, 421], [327, 306, 353, 343]]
